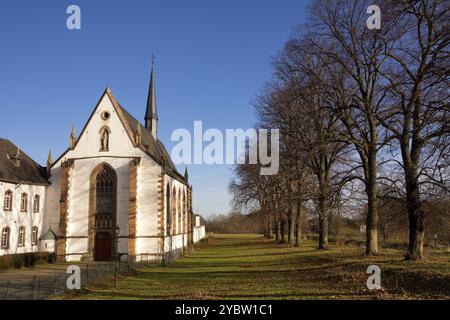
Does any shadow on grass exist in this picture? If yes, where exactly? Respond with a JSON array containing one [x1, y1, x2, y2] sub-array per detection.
[[66, 287, 371, 300], [56, 234, 450, 300]]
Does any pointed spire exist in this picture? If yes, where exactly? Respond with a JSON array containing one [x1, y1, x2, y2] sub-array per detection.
[[184, 166, 189, 183], [46, 150, 53, 177], [70, 125, 76, 150], [47, 150, 53, 166], [145, 57, 158, 139]]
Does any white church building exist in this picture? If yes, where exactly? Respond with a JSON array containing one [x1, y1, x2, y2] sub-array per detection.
[[0, 64, 205, 262]]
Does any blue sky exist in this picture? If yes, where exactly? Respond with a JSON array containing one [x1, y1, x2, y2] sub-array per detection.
[[0, 0, 309, 217]]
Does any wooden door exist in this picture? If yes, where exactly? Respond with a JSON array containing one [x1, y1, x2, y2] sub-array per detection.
[[95, 233, 112, 261]]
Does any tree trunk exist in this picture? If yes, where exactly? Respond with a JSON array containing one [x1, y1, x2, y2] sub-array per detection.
[[406, 210, 425, 260], [263, 212, 270, 239], [280, 217, 286, 243], [318, 213, 328, 250], [295, 200, 303, 247], [288, 205, 296, 247], [318, 189, 329, 250], [276, 219, 281, 242], [365, 150, 379, 255], [268, 216, 273, 239], [405, 165, 425, 260], [318, 167, 329, 250], [335, 199, 341, 245], [401, 113, 426, 260]]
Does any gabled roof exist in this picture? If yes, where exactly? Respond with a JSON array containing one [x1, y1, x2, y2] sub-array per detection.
[[117, 106, 175, 166], [111, 93, 185, 183], [0, 138, 49, 185], [53, 88, 186, 185], [41, 228, 57, 240]]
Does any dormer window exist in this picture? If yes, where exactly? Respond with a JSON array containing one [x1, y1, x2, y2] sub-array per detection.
[[7, 148, 21, 167]]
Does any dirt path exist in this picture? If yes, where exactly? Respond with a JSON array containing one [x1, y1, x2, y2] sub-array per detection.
[[0, 263, 72, 284]]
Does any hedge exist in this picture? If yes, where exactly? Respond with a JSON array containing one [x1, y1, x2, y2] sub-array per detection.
[[0, 252, 57, 271]]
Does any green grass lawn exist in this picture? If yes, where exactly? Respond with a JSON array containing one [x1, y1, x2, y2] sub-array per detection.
[[57, 234, 450, 300]]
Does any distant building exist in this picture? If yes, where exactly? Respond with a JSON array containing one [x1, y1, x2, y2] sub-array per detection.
[[1, 64, 205, 262]]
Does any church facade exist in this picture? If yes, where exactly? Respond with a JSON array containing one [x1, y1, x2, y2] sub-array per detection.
[[0, 65, 205, 262]]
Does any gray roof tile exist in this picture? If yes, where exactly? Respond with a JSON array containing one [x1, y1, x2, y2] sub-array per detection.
[[0, 138, 49, 185]]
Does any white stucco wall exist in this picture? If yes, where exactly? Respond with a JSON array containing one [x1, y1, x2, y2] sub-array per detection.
[[0, 181, 46, 255], [163, 234, 185, 252], [41, 239, 56, 253], [193, 226, 206, 243], [135, 155, 161, 256]]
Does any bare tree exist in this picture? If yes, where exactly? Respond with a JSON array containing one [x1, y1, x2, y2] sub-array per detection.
[[377, 0, 450, 259], [260, 51, 349, 249], [299, 0, 404, 255]]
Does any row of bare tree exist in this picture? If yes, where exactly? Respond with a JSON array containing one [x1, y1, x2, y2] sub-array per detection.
[[230, 0, 449, 260]]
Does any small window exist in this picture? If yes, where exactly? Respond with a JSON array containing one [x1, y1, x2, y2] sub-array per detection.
[[32, 226, 38, 246], [33, 195, 40, 213], [4, 190, 12, 211], [101, 111, 111, 120], [2, 227, 10, 249], [20, 193, 28, 212], [18, 226, 25, 247]]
